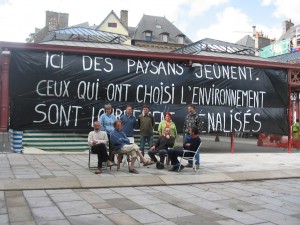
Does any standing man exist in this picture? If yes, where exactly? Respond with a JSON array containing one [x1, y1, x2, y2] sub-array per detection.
[[120, 104, 136, 140], [88, 121, 113, 174], [138, 105, 155, 156], [148, 128, 175, 169], [183, 104, 203, 167]]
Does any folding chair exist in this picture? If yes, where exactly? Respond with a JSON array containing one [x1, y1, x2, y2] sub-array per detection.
[[88, 147, 108, 170], [178, 142, 202, 172], [155, 150, 170, 165]]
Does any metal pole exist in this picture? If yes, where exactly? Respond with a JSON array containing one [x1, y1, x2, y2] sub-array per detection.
[[230, 131, 234, 154], [287, 69, 292, 153], [0, 48, 10, 132]]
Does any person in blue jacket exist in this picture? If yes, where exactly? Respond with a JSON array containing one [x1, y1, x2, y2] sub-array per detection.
[[99, 103, 116, 162], [110, 120, 154, 174], [120, 104, 136, 138]]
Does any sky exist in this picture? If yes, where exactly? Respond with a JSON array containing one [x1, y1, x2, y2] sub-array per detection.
[[0, 0, 300, 43]]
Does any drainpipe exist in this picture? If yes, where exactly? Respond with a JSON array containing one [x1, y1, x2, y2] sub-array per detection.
[[0, 48, 10, 132]]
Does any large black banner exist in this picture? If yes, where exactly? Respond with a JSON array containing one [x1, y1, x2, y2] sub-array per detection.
[[9, 50, 289, 134]]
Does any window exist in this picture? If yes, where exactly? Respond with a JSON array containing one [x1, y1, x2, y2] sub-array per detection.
[[162, 34, 168, 42], [145, 31, 152, 42], [108, 22, 117, 28], [296, 27, 300, 47], [49, 17, 57, 30], [177, 36, 185, 44]]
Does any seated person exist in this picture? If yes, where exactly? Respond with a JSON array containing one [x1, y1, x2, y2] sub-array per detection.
[[148, 128, 175, 169], [110, 120, 154, 174], [168, 126, 201, 171], [88, 121, 113, 174]]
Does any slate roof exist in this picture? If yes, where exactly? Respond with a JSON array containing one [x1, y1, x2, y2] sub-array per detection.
[[172, 38, 256, 55], [278, 24, 300, 41], [270, 51, 300, 63], [128, 26, 136, 39], [236, 35, 255, 48], [71, 22, 90, 28], [132, 14, 192, 44], [189, 50, 277, 62], [40, 40, 148, 51], [42, 27, 129, 44]]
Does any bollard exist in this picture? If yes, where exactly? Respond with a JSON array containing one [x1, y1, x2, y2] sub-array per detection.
[[13, 131, 23, 153], [9, 129, 14, 152], [215, 135, 220, 142]]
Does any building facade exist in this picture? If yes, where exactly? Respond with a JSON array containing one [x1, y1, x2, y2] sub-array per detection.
[[130, 15, 192, 52]]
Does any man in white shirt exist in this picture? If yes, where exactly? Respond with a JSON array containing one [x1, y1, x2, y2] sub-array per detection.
[[88, 121, 113, 174]]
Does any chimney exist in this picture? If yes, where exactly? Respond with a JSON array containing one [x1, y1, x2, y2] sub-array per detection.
[[45, 11, 69, 31], [58, 12, 69, 29], [120, 10, 128, 28], [252, 25, 256, 38], [282, 19, 294, 34]]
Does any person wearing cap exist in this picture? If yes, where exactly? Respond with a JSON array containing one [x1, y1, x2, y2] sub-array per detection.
[[99, 103, 116, 162], [158, 112, 178, 139], [138, 105, 155, 156]]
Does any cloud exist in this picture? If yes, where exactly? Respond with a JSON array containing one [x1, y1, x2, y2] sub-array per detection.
[[260, 0, 300, 22], [271, 0, 300, 21], [260, 0, 273, 6], [0, 0, 190, 42], [195, 6, 282, 43], [196, 7, 252, 42], [186, 0, 228, 17]]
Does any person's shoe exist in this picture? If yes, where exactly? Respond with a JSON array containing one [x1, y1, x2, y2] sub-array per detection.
[[196, 165, 200, 169], [143, 160, 155, 166], [178, 165, 184, 171], [157, 163, 164, 170], [95, 169, 102, 174], [185, 163, 193, 167], [168, 166, 177, 171], [107, 160, 113, 167], [156, 161, 160, 168], [129, 168, 139, 174]]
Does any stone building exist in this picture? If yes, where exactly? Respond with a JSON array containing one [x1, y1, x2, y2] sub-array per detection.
[[27, 11, 69, 43], [130, 14, 192, 52]]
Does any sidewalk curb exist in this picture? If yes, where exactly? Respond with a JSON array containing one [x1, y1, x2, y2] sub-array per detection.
[[1, 169, 299, 191]]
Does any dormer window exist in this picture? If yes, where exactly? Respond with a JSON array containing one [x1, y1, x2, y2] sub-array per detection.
[[176, 35, 185, 44], [145, 31, 152, 42], [161, 33, 169, 42]]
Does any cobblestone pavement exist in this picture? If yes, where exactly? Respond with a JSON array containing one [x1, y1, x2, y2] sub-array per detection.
[[0, 179, 300, 225], [0, 151, 300, 190]]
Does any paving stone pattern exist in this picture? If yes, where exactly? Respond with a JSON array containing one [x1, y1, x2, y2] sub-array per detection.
[[0, 179, 299, 225], [1, 152, 300, 181]]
